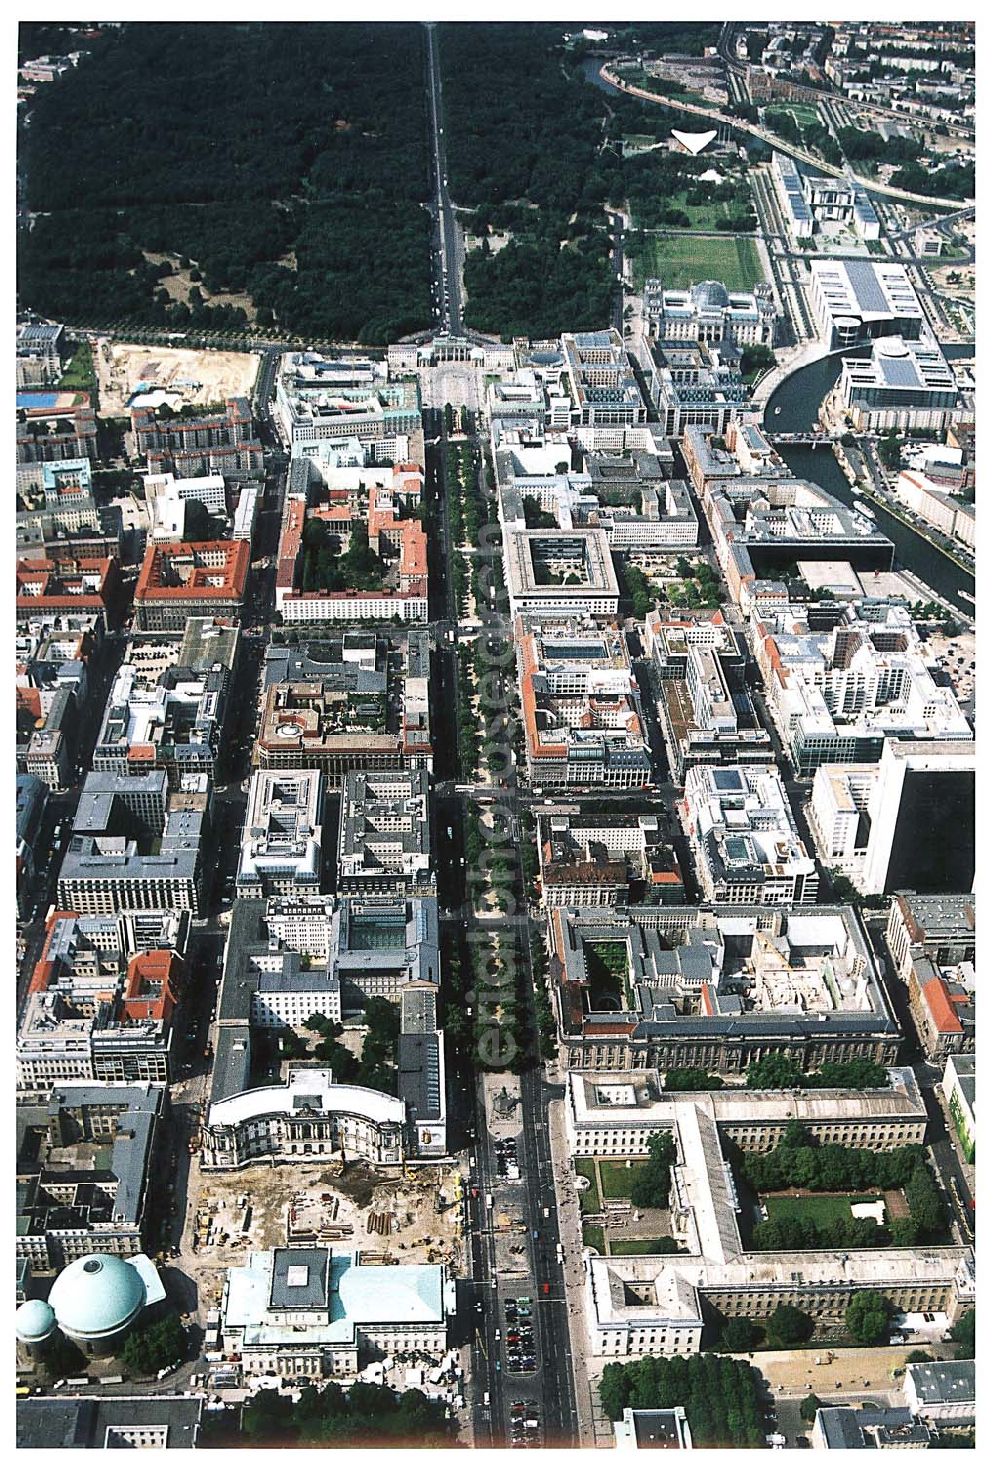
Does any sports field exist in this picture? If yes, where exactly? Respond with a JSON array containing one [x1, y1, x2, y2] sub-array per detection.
[[632, 233, 764, 292], [763, 1193, 883, 1228]]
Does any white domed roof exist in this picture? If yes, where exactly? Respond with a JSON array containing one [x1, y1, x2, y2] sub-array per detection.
[[15, 1297, 56, 1343], [47, 1254, 146, 1339]]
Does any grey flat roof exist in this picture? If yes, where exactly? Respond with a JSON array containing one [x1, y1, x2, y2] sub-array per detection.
[[17, 1397, 202, 1449], [270, 1247, 329, 1311], [398, 1031, 443, 1120], [909, 1358, 975, 1405], [209, 1025, 252, 1104]]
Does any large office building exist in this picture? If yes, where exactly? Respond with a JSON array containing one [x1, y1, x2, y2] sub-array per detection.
[[810, 736, 974, 895], [274, 479, 429, 624], [537, 811, 684, 909], [809, 259, 925, 348], [565, 1065, 927, 1158], [17, 910, 187, 1090], [502, 527, 620, 620], [886, 892, 975, 1060], [275, 354, 420, 458], [57, 771, 206, 916], [560, 330, 646, 426], [644, 277, 775, 347], [17, 1396, 203, 1450], [17, 457, 100, 549], [903, 1361, 975, 1428], [637, 337, 748, 437], [337, 769, 435, 898], [547, 903, 902, 1073], [237, 769, 326, 897], [255, 632, 433, 778], [811, 1406, 931, 1451], [17, 1394, 201, 1453], [16, 554, 124, 628], [133, 540, 249, 631], [838, 335, 959, 433], [681, 764, 818, 904], [219, 1247, 454, 1380], [641, 607, 773, 777], [750, 598, 971, 775], [771, 152, 880, 240], [203, 1069, 407, 1171], [210, 897, 444, 1155], [16, 321, 64, 386], [514, 619, 651, 789], [682, 427, 894, 612], [494, 429, 698, 552], [582, 1087, 973, 1357]]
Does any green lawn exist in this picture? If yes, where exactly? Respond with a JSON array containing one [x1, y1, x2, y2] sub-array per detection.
[[582, 1223, 607, 1253], [574, 1157, 600, 1215], [609, 1237, 678, 1255], [632, 233, 763, 292], [598, 1158, 644, 1200], [771, 102, 821, 127], [58, 342, 97, 396], [763, 1193, 883, 1228]]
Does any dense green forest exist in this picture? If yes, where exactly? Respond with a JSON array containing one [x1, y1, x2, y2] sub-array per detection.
[[440, 22, 734, 337], [18, 22, 433, 342]]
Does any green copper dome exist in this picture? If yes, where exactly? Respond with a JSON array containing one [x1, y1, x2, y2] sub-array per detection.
[[15, 1297, 56, 1343], [47, 1254, 146, 1340]]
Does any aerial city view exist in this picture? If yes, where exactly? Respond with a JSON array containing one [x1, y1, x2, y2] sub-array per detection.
[[15, 16, 976, 1452]]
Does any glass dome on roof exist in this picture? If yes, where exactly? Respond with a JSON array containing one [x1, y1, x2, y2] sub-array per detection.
[[47, 1254, 146, 1339], [692, 280, 731, 310]]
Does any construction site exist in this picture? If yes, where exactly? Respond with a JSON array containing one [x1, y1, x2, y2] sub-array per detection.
[[95, 339, 260, 416], [179, 1156, 467, 1307]]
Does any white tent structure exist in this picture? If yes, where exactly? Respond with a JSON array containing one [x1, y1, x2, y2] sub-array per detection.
[[671, 129, 717, 156]]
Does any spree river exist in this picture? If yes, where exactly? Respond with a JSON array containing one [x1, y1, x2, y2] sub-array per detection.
[[765, 356, 974, 611]]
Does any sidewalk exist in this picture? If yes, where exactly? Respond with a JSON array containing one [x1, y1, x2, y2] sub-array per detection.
[[545, 1080, 599, 1448]]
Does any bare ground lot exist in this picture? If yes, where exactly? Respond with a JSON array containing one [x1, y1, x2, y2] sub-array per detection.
[[96, 339, 261, 416]]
